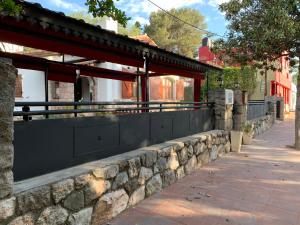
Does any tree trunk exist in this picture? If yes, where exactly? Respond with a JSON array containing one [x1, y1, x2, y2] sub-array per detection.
[[295, 55, 300, 149]]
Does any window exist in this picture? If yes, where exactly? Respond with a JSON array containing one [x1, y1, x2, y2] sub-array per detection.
[[15, 74, 23, 98], [162, 78, 174, 100]]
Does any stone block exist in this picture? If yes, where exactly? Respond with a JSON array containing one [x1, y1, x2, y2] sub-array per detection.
[[154, 157, 167, 172], [7, 213, 35, 225], [167, 150, 179, 170], [124, 178, 139, 195], [194, 142, 206, 155], [36, 206, 68, 225], [0, 119, 14, 144], [138, 167, 153, 185], [178, 147, 188, 165], [176, 166, 185, 180], [197, 151, 210, 166], [145, 174, 162, 197], [127, 157, 141, 178], [74, 174, 92, 190], [84, 179, 111, 205], [0, 197, 15, 222], [0, 144, 13, 170], [16, 186, 51, 214], [187, 145, 194, 158], [112, 172, 129, 190], [210, 145, 218, 161], [64, 190, 84, 211], [68, 207, 93, 225], [141, 151, 157, 167], [162, 170, 176, 188], [91, 189, 129, 225], [225, 141, 231, 153], [158, 146, 173, 157], [93, 165, 119, 179], [217, 144, 225, 157], [0, 170, 13, 199], [184, 156, 197, 175], [52, 179, 74, 204], [128, 186, 145, 207]]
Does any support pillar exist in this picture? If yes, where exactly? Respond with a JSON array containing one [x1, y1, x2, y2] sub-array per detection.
[[209, 89, 233, 131], [233, 90, 248, 131], [0, 58, 17, 199]]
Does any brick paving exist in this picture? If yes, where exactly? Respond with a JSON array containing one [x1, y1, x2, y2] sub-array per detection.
[[109, 116, 300, 225]]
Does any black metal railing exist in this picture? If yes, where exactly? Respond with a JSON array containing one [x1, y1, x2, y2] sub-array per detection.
[[14, 101, 214, 121], [247, 100, 266, 120]]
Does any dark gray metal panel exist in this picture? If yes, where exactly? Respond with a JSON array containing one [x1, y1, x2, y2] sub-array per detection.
[[172, 111, 190, 138], [14, 109, 214, 181], [150, 113, 173, 143], [119, 113, 151, 148], [247, 102, 266, 120], [14, 119, 74, 181], [74, 122, 120, 157]]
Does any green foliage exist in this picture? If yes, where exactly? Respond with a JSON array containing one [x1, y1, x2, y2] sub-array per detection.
[[118, 22, 142, 36], [213, 0, 300, 68], [85, 0, 130, 27], [68, 11, 106, 25], [144, 8, 207, 58], [0, 0, 21, 15], [207, 66, 257, 94], [243, 122, 253, 134]]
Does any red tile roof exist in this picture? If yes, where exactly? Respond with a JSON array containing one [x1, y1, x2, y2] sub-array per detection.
[[131, 34, 158, 47]]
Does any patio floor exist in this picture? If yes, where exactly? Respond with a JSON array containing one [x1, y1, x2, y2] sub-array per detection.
[[109, 115, 300, 225]]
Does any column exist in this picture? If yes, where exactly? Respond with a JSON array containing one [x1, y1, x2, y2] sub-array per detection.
[[209, 89, 233, 131], [0, 58, 17, 199], [233, 90, 248, 131]]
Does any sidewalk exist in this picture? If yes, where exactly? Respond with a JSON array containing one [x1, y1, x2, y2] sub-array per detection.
[[109, 117, 300, 225]]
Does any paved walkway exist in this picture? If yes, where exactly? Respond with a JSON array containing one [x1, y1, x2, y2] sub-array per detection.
[[110, 116, 300, 225]]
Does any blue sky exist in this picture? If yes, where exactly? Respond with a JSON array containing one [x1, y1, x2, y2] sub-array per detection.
[[28, 0, 229, 38]]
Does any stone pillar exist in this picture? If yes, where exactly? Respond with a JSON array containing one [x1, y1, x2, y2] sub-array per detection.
[[0, 59, 17, 199], [233, 90, 247, 131], [209, 89, 233, 131], [265, 96, 278, 123]]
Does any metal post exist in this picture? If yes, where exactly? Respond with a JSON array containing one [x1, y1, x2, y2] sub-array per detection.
[[45, 67, 49, 119], [194, 77, 201, 109], [141, 57, 150, 112], [136, 67, 140, 113], [206, 72, 209, 103]]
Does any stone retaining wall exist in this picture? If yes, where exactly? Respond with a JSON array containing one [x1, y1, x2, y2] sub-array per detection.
[[248, 115, 274, 137], [0, 130, 231, 225]]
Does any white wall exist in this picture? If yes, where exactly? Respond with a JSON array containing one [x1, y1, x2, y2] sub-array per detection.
[[15, 69, 45, 111], [95, 62, 122, 102]]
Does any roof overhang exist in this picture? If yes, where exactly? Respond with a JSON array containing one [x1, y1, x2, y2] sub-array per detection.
[[0, 0, 222, 79]]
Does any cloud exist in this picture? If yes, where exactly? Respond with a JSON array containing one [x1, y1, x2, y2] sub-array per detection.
[[48, 0, 85, 11]]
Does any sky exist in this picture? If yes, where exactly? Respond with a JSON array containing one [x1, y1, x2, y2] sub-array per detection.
[[28, 0, 229, 38]]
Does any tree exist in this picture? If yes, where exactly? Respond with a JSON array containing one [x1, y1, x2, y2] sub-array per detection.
[[0, 0, 21, 15], [68, 11, 106, 25], [118, 22, 142, 36], [0, 0, 129, 27], [85, 0, 130, 27], [213, 0, 300, 148], [144, 8, 207, 58], [206, 66, 257, 94]]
